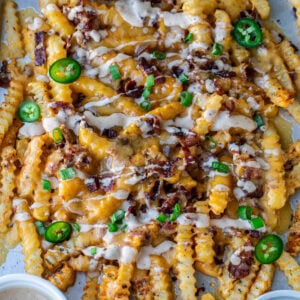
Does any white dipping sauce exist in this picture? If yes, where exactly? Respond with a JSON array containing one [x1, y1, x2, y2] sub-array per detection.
[[0, 288, 52, 300]]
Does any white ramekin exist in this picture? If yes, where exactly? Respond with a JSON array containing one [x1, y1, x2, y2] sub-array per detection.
[[0, 274, 67, 300], [257, 290, 300, 300]]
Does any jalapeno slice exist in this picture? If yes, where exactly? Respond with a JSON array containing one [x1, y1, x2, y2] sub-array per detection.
[[233, 18, 263, 49], [18, 100, 41, 123], [254, 234, 283, 264], [45, 221, 72, 243], [49, 58, 81, 84]]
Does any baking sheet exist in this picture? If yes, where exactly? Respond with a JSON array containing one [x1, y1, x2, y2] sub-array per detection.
[[0, 0, 299, 299]]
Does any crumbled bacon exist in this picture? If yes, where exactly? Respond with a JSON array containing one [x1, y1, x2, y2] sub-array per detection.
[[242, 166, 262, 180], [85, 174, 115, 193], [160, 222, 177, 236], [139, 116, 161, 136], [181, 147, 195, 165], [215, 70, 236, 78], [247, 185, 263, 198], [172, 66, 184, 77], [177, 130, 199, 147], [228, 241, 254, 280], [64, 144, 92, 168], [34, 31, 47, 66], [102, 128, 118, 139], [138, 57, 156, 75], [159, 194, 179, 214], [123, 80, 144, 98], [0, 61, 11, 88], [49, 101, 74, 114], [154, 75, 166, 85], [146, 158, 181, 178]]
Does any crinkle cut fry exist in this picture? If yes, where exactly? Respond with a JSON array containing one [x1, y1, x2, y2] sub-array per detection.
[[0, 74, 24, 146], [174, 224, 197, 300], [3, 0, 24, 59], [46, 34, 73, 103], [214, 9, 232, 51], [0, 146, 17, 233], [13, 198, 43, 276], [41, 2, 75, 38], [17, 135, 45, 199], [275, 251, 300, 290], [246, 264, 275, 300], [287, 202, 300, 256], [261, 27, 295, 96], [289, 0, 300, 28], [261, 124, 286, 210], [150, 255, 174, 300], [227, 261, 260, 300], [99, 264, 119, 300], [249, 0, 270, 19], [47, 262, 76, 292], [82, 271, 99, 300], [131, 268, 154, 300], [277, 39, 300, 94]]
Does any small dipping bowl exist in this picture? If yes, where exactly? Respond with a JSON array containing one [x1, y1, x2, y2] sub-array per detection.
[[257, 290, 300, 300], [0, 274, 66, 300]]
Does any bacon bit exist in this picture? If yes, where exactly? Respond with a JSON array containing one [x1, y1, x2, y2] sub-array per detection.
[[71, 10, 99, 32], [247, 185, 263, 198], [49, 101, 74, 114], [123, 80, 144, 98], [242, 166, 262, 180], [102, 128, 118, 139], [154, 75, 166, 85], [223, 98, 236, 112], [160, 222, 177, 236], [63, 144, 92, 168], [181, 147, 195, 165], [241, 64, 255, 82], [138, 57, 157, 75], [35, 31, 47, 66], [86, 174, 115, 193], [228, 241, 254, 280], [159, 194, 179, 214], [139, 116, 161, 136], [146, 158, 181, 178], [172, 66, 184, 77], [215, 70, 236, 78], [177, 130, 199, 147], [0, 61, 11, 88]]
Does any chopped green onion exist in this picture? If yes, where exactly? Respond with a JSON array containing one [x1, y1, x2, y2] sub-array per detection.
[[169, 203, 181, 222], [249, 217, 265, 229], [120, 224, 128, 232], [111, 209, 125, 224], [35, 221, 46, 236], [156, 213, 167, 223], [109, 64, 121, 80], [59, 167, 76, 180], [179, 91, 193, 107], [90, 247, 97, 256], [52, 127, 63, 144], [108, 222, 118, 232], [238, 205, 252, 220], [146, 75, 155, 88], [42, 179, 51, 191], [253, 114, 265, 128], [205, 135, 217, 149], [152, 50, 166, 60], [73, 223, 80, 232], [184, 32, 193, 44], [211, 161, 230, 174], [212, 42, 224, 56], [139, 100, 152, 112], [178, 73, 189, 83], [142, 87, 151, 99]]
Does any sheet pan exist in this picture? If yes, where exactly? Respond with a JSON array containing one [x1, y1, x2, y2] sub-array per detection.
[[0, 0, 299, 298]]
